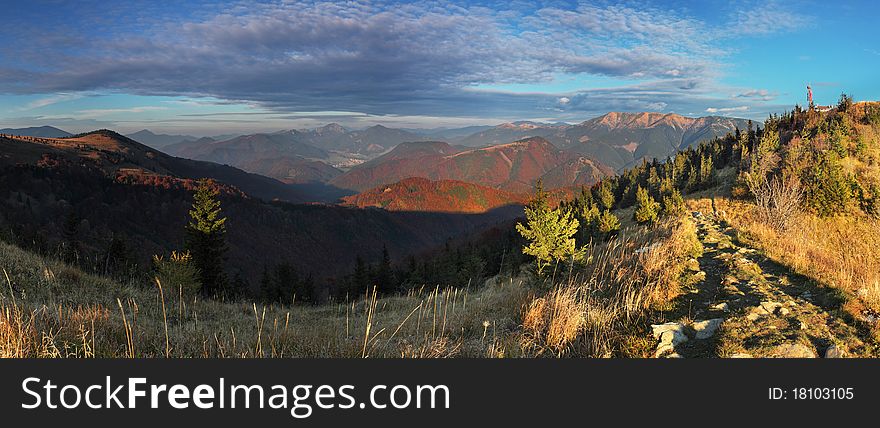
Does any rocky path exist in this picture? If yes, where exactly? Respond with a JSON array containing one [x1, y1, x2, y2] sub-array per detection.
[[652, 211, 866, 358]]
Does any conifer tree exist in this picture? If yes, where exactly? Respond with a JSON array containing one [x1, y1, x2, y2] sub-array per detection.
[[662, 188, 686, 217], [353, 255, 369, 293], [374, 245, 395, 294], [516, 183, 581, 275], [596, 210, 621, 237], [633, 185, 660, 224], [185, 179, 228, 296]]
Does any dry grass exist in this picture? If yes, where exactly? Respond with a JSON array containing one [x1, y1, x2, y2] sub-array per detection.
[[689, 196, 880, 334], [520, 215, 702, 357], [1, 240, 531, 358]]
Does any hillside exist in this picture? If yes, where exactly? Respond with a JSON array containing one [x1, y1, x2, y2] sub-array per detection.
[[0, 130, 306, 203], [0, 125, 71, 138], [239, 156, 343, 184], [341, 177, 528, 213], [331, 137, 613, 193], [165, 131, 329, 165], [0, 132, 524, 286], [126, 129, 199, 149], [452, 113, 748, 170]]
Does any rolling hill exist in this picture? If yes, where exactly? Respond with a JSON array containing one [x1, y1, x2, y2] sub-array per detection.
[[239, 156, 343, 184], [0, 130, 305, 203], [0, 125, 71, 138], [0, 131, 525, 283], [341, 177, 527, 213], [451, 113, 749, 170], [164, 131, 329, 165], [330, 137, 613, 193]]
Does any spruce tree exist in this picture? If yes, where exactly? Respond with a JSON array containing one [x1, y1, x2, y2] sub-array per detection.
[[516, 183, 581, 276], [375, 245, 395, 294], [185, 179, 228, 297], [353, 255, 369, 293], [633, 185, 660, 224]]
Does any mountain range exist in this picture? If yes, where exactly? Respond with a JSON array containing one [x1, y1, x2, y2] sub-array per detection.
[[0, 125, 72, 138], [329, 137, 614, 193], [0, 131, 521, 281]]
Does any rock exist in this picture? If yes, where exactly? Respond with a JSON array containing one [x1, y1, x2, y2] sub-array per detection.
[[729, 353, 753, 358], [824, 344, 847, 358], [654, 343, 675, 357], [659, 329, 688, 347], [746, 312, 762, 321], [652, 322, 688, 357], [652, 322, 686, 340], [778, 307, 790, 316], [693, 318, 724, 339], [760, 301, 783, 314], [710, 302, 729, 312], [772, 343, 817, 358]]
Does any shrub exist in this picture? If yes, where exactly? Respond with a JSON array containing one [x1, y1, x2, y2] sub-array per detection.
[[633, 186, 660, 224], [597, 210, 621, 237], [662, 189, 686, 217], [153, 251, 201, 296], [516, 184, 583, 276], [803, 152, 853, 216]]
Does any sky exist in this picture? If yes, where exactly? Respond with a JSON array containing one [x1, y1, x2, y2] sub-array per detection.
[[0, 0, 878, 135]]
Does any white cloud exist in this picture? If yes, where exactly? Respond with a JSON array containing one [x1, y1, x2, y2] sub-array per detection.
[[706, 106, 749, 113]]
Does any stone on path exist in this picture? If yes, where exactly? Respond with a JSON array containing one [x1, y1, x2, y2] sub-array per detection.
[[710, 302, 729, 312], [824, 344, 847, 358], [693, 318, 724, 339], [771, 343, 817, 358], [652, 322, 688, 357]]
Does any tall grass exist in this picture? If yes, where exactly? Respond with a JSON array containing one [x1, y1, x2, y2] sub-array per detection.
[[1, 241, 529, 358], [520, 216, 701, 357], [694, 196, 880, 332]]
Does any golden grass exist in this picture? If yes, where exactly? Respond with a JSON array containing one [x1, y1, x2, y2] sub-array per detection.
[[520, 215, 702, 357], [1, 240, 531, 358], [689, 195, 880, 332]]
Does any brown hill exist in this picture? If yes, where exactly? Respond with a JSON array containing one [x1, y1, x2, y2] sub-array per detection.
[[239, 156, 343, 184], [341, 177, 527, 213], [0, 131, 523, 285], [452, 113, 748, 170], [0, 130, 305, 203], [330, 137, 612, 193]]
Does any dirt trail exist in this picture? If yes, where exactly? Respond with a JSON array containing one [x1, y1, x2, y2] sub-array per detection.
[[652, 211, 866, 358]]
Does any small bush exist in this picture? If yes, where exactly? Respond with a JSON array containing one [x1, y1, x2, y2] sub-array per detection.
[[153, 251, 201, 296]]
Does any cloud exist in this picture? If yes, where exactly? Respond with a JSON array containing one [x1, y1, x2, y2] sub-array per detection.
[[724, 2, 812, 36], [733, 89, 777, 101], [0, 1, 812, 123], [20, 93, 84, 110], [706, 106, 749, 113], [74, 106, 168, 118]]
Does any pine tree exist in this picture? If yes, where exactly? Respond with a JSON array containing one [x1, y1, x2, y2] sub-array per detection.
[[185, 179, 228, 296], [353, 255, 369, 293], [516, 184, 581, 275], [662, 188, 686, 217], [375, 245, 395, 294], [596, 210, 621, 237], [60, 212, 80, 265], [633, 185, 660, 224], [594, 181, 615, 211]]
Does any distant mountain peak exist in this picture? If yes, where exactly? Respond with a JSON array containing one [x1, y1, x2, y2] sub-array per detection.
[[0, 125, 71, 138]]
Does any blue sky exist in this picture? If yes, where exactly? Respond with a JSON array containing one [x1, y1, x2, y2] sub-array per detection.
[[0, 0, 877, 135]]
